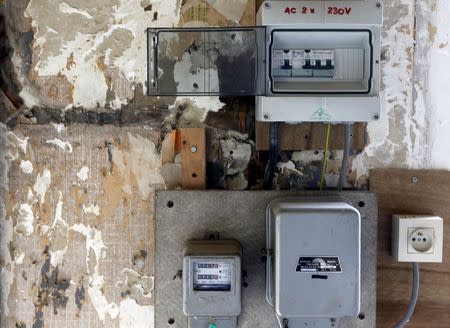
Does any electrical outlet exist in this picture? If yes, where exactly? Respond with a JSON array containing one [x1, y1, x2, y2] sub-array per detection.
[[392, 215, 443, 263]]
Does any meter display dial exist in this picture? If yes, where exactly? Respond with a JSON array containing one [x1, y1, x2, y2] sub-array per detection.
[[193, 261, 232, 291]]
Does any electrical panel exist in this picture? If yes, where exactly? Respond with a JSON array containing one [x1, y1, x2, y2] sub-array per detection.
[[147, 0, 382, 122], [182, 240, 242, 328], [266, 200, 361, 327], [257, 0, 382, 122]]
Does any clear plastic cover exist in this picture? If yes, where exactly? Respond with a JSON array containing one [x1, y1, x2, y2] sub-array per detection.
[[148, 27, 266, 96]]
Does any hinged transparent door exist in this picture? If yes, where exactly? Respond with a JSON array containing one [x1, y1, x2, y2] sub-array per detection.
[[147, 27, 266, 96]]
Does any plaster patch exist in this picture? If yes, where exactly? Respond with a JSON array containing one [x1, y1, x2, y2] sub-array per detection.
[[48, 193, 69, 267], [119, 298, 154, 328], [111, 133, 165, 200], [71, 224, 119, 322], [14, 203, 35, 236], [33, 169, 51, 205], [14, 252, 25, 265], [352, 0, 423, 181], [51, 122, 67, 133], [46, 138, 73, 153], [82, 204, 101, 216], [427, 0, 450, 169], [24, 0, 181, 109], [20, 160, 33, 174], [116, 268, 154, 300], [164, 97, 224, 129], [7, 132, 29, 160], [59, 2, 93, 19], [205, 0, 248, 22], [77, 166, 90, 181], [0, 203, 14, 317]]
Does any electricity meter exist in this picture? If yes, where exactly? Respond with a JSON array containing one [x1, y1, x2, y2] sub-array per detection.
[[266, 200, 361, 328], [183, 240, 242, 328]]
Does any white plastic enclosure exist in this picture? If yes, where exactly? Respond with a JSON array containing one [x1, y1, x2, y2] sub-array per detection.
[[392, 215, 444, 263]]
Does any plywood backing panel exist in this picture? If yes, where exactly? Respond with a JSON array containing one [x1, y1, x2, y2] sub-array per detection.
[[370, 169, 450, 328], [256, 122, 366, 150]]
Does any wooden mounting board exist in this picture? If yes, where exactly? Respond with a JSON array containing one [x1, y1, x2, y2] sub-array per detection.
[[370, 169, 450, 327], [178, 128, 206, 189], [256, 122, 366, 151]]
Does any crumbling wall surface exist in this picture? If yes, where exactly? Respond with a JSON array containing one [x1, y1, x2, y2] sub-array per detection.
[[1, 124, 164, 328], [1, 0, 254, 116]]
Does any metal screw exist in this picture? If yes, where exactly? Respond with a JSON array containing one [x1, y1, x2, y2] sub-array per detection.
[[412, 176, 418, 183], [264, 1, 271, 8], [376, 2, 382, 8], [263, 113, 270, 120], [373, 114, 380, 120], [191, 145, 198, 153]]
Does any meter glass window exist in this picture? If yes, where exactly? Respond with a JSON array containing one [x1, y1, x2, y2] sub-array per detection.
[[193, 261, 232, 291]]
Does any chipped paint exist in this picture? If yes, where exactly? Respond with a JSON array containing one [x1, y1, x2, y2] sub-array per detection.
[[116, 268, 154, 300], [33, 169, 51, 205], [111, 133, 165, 200], [76, 166, 89, 181], [20, 160, 33, 174], [48, 193, 68, 267], [46, 138, 73, 153], [7, 132, 28, 160], [21, 0, 182, 109], [71, 223, 119, 322], [352, 0, 424, 183], [206, 0, 248, 23], [423, 0, 450, 169], [82, 204, 101, 216], [119, 298, 154, 328], [14, 203, 35, 236], [51, 122, 66, 133]]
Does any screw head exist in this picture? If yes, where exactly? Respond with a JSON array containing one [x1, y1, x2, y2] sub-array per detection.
[[264, 1, 271, 8], [191, 145, 198, 153], [373, 114, 380, 120], [263, 113, 270, 120], [411, 176, 418, 183], [376, 2, 382, 8]]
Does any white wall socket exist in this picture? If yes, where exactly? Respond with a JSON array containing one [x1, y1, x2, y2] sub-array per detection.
[[392, 215, 444, 263]]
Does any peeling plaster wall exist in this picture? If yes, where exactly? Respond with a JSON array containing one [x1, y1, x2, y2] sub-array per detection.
[[8, 0, 253, 111], [350, 0, 450, 186], [1, 0, 450, 327], [1, 124, 162, 328]]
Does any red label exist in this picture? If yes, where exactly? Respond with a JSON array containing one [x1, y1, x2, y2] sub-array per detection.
[[284, 7, 296, 14], [284, 6, 316, 15], [327, 7, 352, 15]]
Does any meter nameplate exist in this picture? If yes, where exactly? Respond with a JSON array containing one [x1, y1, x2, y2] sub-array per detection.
[[193, 261, 232, 291], [296, 257, 342, 273]]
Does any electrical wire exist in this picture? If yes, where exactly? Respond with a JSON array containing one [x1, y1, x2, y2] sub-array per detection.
[[393, 263, 420, 328], [337, 123, 353, 190], [319, 123, 331, 190], [264, 122, 280, 189]]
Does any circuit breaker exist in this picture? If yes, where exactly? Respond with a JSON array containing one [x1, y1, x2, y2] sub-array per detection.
[[266, 200, 361, 328], [147, 1, 382, 123], [182, 240, 242, 328]]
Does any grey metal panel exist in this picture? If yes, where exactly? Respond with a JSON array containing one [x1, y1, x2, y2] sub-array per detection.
[[268, 201, 361, 320], [155, 191, 377, 328]]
